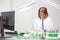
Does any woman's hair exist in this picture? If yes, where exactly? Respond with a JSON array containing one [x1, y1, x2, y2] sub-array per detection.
[[38, 7, 48, 19]]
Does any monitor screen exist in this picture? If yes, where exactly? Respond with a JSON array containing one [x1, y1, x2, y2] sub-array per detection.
[[1, 11, 15, 31]]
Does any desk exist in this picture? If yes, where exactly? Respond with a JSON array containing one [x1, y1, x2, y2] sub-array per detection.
[[0, 34, 59, 40]]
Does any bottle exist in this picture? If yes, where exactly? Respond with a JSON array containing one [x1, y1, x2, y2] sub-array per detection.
[[16, 32, 22, 38], [41, 32, 46, 39]]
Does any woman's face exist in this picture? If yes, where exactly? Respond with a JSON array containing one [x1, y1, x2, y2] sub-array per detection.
[[40, 8, 45, 19]]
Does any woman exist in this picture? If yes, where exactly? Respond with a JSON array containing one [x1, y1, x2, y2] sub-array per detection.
[[33, 7, 54, 33], [23, 7, 54, 38]]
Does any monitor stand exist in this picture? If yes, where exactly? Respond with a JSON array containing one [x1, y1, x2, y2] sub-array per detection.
[[0, 28, 12, 38]]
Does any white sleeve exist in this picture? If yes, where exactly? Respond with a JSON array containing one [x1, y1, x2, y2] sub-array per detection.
[[33, 18, 41, 30], [33, 18, 42, 31], [33, 20, 37, 30]]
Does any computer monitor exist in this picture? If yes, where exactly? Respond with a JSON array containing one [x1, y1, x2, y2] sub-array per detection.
[[0, 11, 15, 38], [1, 11, 15, 31]]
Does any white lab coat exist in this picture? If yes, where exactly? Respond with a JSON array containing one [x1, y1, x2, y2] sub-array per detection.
[[33, 16, 54, 31]]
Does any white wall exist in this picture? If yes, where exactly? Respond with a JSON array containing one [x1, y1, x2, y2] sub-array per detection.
[[15, 0, 60, 32], [0, 0, 11, 12], [14, 0, 35, 32], [0, 0, 60, 32]]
